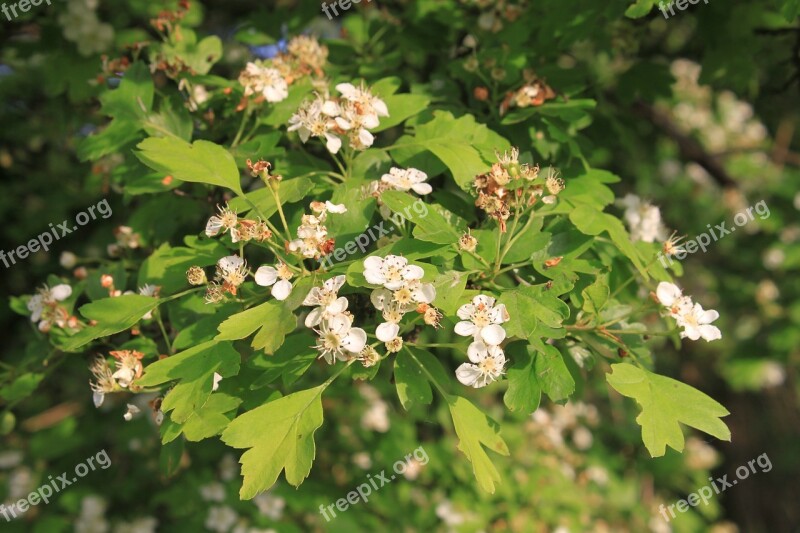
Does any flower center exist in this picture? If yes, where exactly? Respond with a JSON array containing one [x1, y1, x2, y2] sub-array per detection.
[[472, 309, 491, 327], [393, 287, 413, 306], [479, 357, 498, 374], [323, 332, 341, 351], [384, 266, 402, 282], [319, 290, 337, 306]]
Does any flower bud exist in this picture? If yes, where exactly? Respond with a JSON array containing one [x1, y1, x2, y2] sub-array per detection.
[[60, 251, 77, 269]]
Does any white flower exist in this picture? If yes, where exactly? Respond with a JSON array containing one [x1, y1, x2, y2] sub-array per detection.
[[454, 294, 509, 345], [200, 482, 226, 503], [302, 275, 348, 327], [314, 314, 367, 364], [239, 62, 288, 103], [288, 96, 343, 154], [655, 281, 693, 318], [655, 282, 721, 342], [375, 300, 407, 342], [123, 404, 140, 421], [677, 303, 722, 342], [335, 82, 389, 122], [617, 194, 668, 243], [363, 255, 424, 291], [205, 505, 238, 533], [216, 255, 249, 294], [381, 167, 432, 195], [205, 204, 240, 242], [253, 491, 285, 520], [27, 284, 72, 328], [254, 262, 294, 300], [455, 341, 506, 388]]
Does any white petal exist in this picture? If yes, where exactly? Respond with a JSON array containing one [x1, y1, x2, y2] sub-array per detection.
[[271, 279, 293, 300], [325, 202, 348, 214], [50, 284, 72, 301], [364, 256, 384, 271], [473, 294, 495, 308], [328, 296, 349, 314], [328, 313, 352, 334], [413, 283, 436, 304], [92, 391, 104, 408], [303, 287, 322, 306], [336, 82, 356, 98], [212, 372, 223, 392], [699, 325, 722, 341], [490, 304, 510, 324], [480, 324, 507, 345], [699, 308, 719, 324], [254, 266, 278, 286], [455, 363, 483, 388], [373, 98, 389, 117], [411, 183, 432, 195], [325, 275, 346, 292], [358, 128, 374, 147], [456, 303, 475, 320], [325, 133, 342, 154], [401, 265, 424, 280], [376, 322, 400, 342], [218, 255, 244, 273], [454, 321, 476, 337], [343, 327, 367, 353], [467, 341, 489, 363], [384, 255, 407, 268], [370, 288, 392, 310], [656, 282, 682, 306], [305, 307, 324, 328], [205, 216, 223, 237], [364, 269, 386, 286]]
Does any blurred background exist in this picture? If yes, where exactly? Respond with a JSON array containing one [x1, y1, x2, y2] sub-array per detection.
[[1, 0, 798, 531]]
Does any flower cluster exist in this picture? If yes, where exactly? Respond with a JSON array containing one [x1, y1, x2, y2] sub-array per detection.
[[58, 0, 114, 57], [90, 349, 145, 407], [617, 194, 669, 244], [363, 255, 438, 353], [238, 35, 328, 105], [288, 82, 389, 154], [288, 201, 347, 259], [202, 255, 250, 303], [454, 295, 509, 388], [26, 284, 75, 333], [367, 167, 433, 200], [499, 72, 557, 114], [205, 203, 273, 244], [656, 282, 722, 342], [473, 148, 564, 231], [303, 275, 367, 364]]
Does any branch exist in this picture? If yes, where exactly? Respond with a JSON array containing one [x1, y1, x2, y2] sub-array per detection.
[[632, 100, 738, 188]]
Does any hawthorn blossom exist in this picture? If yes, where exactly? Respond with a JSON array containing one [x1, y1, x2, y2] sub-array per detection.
[[617, 194, 668, 243], [238, 62, 288, 102], [215, 255, 249, 295], [455, 341, 507, 388], [335, 82, 389, 125], [90, 356, 116, 407], [288, 95, 344, 153], [380, 167, 432, 195], [302, 275, 348, 327], [27, 284, 72, 332], [363, 255, 424, 291], [678, 303, 722, 341], [288, 201, 346, 259], [255, 262, 294, 300], [205, 204, 240, 241], [454, 294, 509, 345], [110, 350, 144, 389], [123, 404, 140, 422], [314, 313, 367, 364], [655, 282, 721, 341]]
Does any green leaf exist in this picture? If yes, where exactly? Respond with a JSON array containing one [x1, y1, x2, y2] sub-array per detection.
[[163, 393, 242, 443], [390, 111, 509, 189], [394, 350, 433, 410], [221, 386, 326, 498], [535, 344, 575, 403], [372, 93, 431, 132], [381, 190, 461, 244], [581, 274, 610, 317], [503, 344, 541, 414], [135, 137, 244, 195], [625, 0, 657, 18], [62, 295, 160, 351], [569, 205, 649, 279], [228, 177, 313, 217], [431, 271, 468, 315], [0, 373, 45, 403], [448, 396, 509, 494], [216, 301, 282, 341], [250, 303, 297, 354], [606, 363, 731, 457], [138, 341, 241, 423]]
